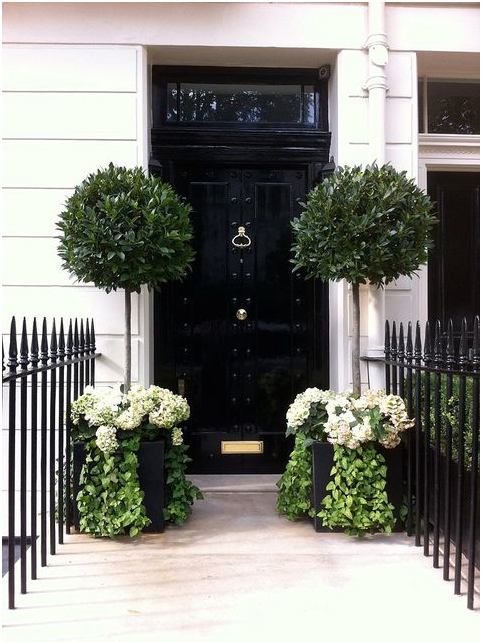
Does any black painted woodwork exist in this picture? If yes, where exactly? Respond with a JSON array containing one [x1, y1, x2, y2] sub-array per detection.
[[151, 66, 331, 473], [154, 165, 329, 473], [427, 172, 480, 328]]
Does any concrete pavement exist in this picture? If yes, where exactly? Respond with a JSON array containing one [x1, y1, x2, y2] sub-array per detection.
[[2, 475, 479, 641]]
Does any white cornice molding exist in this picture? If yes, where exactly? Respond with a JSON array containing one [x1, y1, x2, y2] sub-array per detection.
[[419, 134, 480, 160], [419, 133, 480, 147]]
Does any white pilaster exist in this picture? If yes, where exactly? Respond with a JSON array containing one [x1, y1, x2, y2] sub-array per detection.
[[364, 1, 388, 388]]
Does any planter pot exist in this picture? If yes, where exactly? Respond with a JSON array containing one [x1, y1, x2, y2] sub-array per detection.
[[73, 439, 165, 533], [311, 442, 404, 533]]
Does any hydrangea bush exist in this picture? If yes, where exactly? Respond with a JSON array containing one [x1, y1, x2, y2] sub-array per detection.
[[71, 384, 190, 453], [286, 388, 413, 449], [277, 387, 414, 534], [71, 384, 201, 536]]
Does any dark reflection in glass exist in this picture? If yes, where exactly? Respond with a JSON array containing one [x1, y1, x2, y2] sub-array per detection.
[[427, 80, 479, 135], [167, 83, 177, 121], [166, 83, 315, 124], [418, 79, 424, 133]]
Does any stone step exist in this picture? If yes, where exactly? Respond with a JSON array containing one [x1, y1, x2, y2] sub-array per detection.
[[188, 474, 280, 493]]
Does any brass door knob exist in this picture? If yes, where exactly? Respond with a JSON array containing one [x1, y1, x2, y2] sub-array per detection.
[[236, 309, 248, 321]]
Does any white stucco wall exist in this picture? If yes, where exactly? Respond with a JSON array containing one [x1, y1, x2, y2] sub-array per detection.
[[2, 44, 150, 387]]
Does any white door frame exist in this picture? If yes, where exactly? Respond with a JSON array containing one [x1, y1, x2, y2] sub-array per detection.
[[417, 133, 480, 324]]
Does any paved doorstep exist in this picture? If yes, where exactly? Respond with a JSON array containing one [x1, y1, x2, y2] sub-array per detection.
[[2, 476, 480, 642]]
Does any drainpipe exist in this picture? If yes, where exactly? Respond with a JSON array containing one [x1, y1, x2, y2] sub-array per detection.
[[364, 1, 388, 390]]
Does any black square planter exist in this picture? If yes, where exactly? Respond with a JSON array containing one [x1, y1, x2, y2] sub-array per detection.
[[73, 439, 165, 533], [312, 441, 404, 533]]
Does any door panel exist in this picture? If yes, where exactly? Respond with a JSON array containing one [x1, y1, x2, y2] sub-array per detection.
[[155, 165, 324, 473], [427, 172, 480, 329]]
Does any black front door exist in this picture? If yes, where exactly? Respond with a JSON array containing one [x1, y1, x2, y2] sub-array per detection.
[[427, 171, 480, 328], [155, 164, 328, 473]]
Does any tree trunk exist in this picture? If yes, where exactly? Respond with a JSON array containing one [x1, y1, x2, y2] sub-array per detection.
[[352, 282, 361, 395], [124, 288, 132, 394]]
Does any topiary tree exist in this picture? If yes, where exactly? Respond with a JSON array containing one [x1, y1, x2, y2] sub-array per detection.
[[291, 163, 437, 394], [57, 163, 194, 392]]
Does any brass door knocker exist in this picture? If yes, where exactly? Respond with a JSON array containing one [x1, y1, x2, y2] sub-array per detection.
[[231, 226, 252, 249]]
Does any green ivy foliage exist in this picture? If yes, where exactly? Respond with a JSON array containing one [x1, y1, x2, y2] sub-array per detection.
[[164, 443, 204, 525], [276, 434, 315, 520], [76, 434, 203, 537], [57, 163, 195, 293], [291, 163, 437, 287], [317, 444, 396, 537], [77, 434, 150, 537], [416, 373, 476, 470]]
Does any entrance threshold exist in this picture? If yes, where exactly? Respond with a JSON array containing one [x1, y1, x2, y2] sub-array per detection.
[[187, 474, 279, 493]]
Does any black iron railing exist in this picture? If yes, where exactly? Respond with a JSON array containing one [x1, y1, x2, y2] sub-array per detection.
[[383, 317, 479, 610], [2, 316, 99, 609]]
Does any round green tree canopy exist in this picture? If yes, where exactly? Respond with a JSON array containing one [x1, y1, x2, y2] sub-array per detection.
[[57, 163, 195, 293], [291, 163, 437, 287]]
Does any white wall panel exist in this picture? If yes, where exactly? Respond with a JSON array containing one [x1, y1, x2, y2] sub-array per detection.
[[2, 4, 366, 50], [387, 53, 413, 98], [344, 53, 367, 98], [2, 188, 72, 237], [385, 293, 415, 330], [386, 145, 415, 176], [346, 97, 370, 145], [343, 144, 372, 168], [2, 140, 139, 189], [2, 287, 140, 335], [95, 338, 139, 384], [387, 5, 479, 53], [385, 276, 412, 291], [386, 99, 413, 145], [2, 238, 74, 286], [2, 46, 137, 92], [3, 93, 137, 140]]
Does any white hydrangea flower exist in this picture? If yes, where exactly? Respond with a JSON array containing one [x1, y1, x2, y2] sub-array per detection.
[[72, 385, 125, 428], [172, 426, 184, 446], [95, 425, 118, 454], [149, 388, 190, 430], [115, 407, 144, 431], [286, 388, 337, 434], [319, 389, 413, 450]]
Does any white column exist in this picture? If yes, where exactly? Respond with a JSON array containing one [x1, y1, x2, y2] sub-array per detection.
[[364, 1, 388, 388]]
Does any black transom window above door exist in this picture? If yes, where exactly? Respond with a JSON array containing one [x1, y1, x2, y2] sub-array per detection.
[[152, 66, 329, 129]]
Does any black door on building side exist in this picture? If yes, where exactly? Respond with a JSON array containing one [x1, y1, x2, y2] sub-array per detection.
[[427, 171, 480, 329], [154, 163, 328, 473]]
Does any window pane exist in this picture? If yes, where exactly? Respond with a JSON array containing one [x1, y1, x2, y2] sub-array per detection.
[[427, 80, 480, 135], [418, 79, 424, 133], [303, 86, 315, 123], [167, 83, 178, 121], [177, 83, 310, 123]]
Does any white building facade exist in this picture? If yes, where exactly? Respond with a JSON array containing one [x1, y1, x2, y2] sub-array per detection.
[[3, 1, 479, 394]]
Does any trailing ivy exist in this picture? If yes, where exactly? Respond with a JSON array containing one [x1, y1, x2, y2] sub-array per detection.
[[276, 434, 315, 520], [76, 436, 203, 537], [77, 435, 150, 537], [72, 385, 203, 537], [317, 443, 396, 537], [164, 442, 204, 525]]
